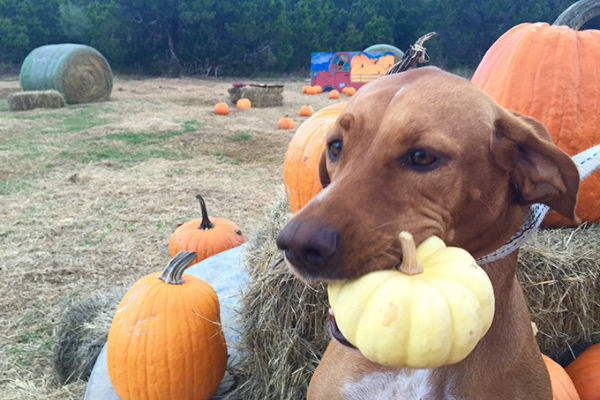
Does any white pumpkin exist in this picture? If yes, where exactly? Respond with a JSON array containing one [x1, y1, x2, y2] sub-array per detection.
[[327, 232, 495, 368]]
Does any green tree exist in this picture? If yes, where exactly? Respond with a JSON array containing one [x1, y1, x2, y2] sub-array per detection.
[[0, 0, 63, 63]]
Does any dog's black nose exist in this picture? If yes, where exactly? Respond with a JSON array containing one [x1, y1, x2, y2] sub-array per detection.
[[276, 219, 341, 275]]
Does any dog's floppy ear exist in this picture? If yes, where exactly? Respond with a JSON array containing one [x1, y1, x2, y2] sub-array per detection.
[[491, 109, 580, 223], [319, 149, 331, 188]]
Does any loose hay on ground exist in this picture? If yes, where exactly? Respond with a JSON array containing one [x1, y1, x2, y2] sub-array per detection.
[[7, 90, 66, 111]]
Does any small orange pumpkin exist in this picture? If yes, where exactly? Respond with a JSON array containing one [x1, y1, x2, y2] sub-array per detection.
[[471, 2, 600, 226], [278, 116, 295, 130], [329, 89, 340, 99], [314, 85, 323, 93], [344, 87, 356, 96], [236, 98, 251, 109], [283, 102, 347, 212], [565, 343, 600, 400], [543, 354, 581, 400], [299, 105, 314, 117], [306, 86, 318, 95], [214, 102, 229, 115], [169, 194, 245, 265], [107, 250, 227, 400], [302, 85, 310, 93]]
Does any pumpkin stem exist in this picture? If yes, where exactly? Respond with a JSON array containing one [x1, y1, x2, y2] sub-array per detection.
[[158, 250, 197, 284], [387, 32, 437, 75], [553, 0, 600, 30], [398, 231, 424, 275], [196, 194, 214, 230]]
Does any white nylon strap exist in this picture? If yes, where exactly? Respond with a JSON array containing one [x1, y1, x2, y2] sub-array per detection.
[[477, 144, 600, 264]]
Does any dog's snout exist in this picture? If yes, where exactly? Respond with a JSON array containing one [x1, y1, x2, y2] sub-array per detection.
[[276, 219, 341, 275]]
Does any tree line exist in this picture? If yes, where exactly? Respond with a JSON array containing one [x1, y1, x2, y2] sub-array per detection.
[[0, 0, 583, 76]]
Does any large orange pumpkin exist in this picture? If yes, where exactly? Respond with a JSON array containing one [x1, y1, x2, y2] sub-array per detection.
[[107, 250, 227, 400], [565, 343, 600, 400], [169, 194, 245, 265], [543, 354, 581, 400], [471, 2, 600, 226], [283, 102, 346, 212]]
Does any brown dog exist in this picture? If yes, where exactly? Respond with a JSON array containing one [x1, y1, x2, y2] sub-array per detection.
[[276, 67, 580, 399]]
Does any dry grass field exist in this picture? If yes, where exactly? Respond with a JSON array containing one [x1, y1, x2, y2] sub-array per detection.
[[0, 74, 338, 399]]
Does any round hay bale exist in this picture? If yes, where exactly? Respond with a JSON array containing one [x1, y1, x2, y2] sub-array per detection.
[[225, 196, 600, 399], [7, 89, 66, 111], [53, 288, 125, 384], [20, 44, 113, 104]]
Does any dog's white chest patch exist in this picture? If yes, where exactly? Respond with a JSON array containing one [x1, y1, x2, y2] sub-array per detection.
[[341, 369, 460, 400]]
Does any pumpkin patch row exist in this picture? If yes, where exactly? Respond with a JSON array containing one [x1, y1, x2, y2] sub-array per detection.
[[302, 84, 355, 97]]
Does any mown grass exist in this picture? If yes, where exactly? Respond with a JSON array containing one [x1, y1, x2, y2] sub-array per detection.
[[0, 104, 205, 195]]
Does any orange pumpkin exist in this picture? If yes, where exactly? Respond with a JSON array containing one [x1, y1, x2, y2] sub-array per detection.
[[306, 86, 318, 95], [107, 250, 227, 400], [471, 3, 600, 226], [283, 102, 347, 212], [329, 89, 340, 99], [236, 98, 251, 109], [278, 116, 295, 130], [213, 102, 229, 115], [314, 85, 323, 93], [169, 194, 245, 265], [565, 343, 600, 400], [302, 85, 310, 93], [344, 87, 356, 96], [299, 105, 314, 117], [543, 354, 581, 400]]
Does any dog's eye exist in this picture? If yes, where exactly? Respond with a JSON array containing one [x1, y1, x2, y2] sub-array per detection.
[[407, 149, 438, 168], [328, 140, 343, 161]]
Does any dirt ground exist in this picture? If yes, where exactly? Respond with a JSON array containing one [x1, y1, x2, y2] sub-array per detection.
[[0, 75, 338, 399]]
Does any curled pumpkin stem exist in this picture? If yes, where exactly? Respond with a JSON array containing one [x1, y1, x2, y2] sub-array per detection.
[[398, 231, 424, 275], [159, 250, 197, 284], [196, 194, 214, 230]]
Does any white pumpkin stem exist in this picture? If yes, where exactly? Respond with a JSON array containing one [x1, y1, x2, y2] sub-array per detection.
[[158, 250, 197, 284], [398, 231, 424, 275]]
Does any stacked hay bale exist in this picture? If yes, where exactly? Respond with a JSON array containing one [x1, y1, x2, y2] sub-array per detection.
[[224, 197, 600, 399], [7, 90, 66, 111], [228, 84, 284, 107], [224, 195, 328, 400], [20, 44, 113, 104], [517, 225, 600, 364], [53, 288, 125, 384]]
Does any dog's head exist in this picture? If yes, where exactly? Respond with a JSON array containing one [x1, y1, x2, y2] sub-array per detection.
[[277, 67, 579, 282]]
